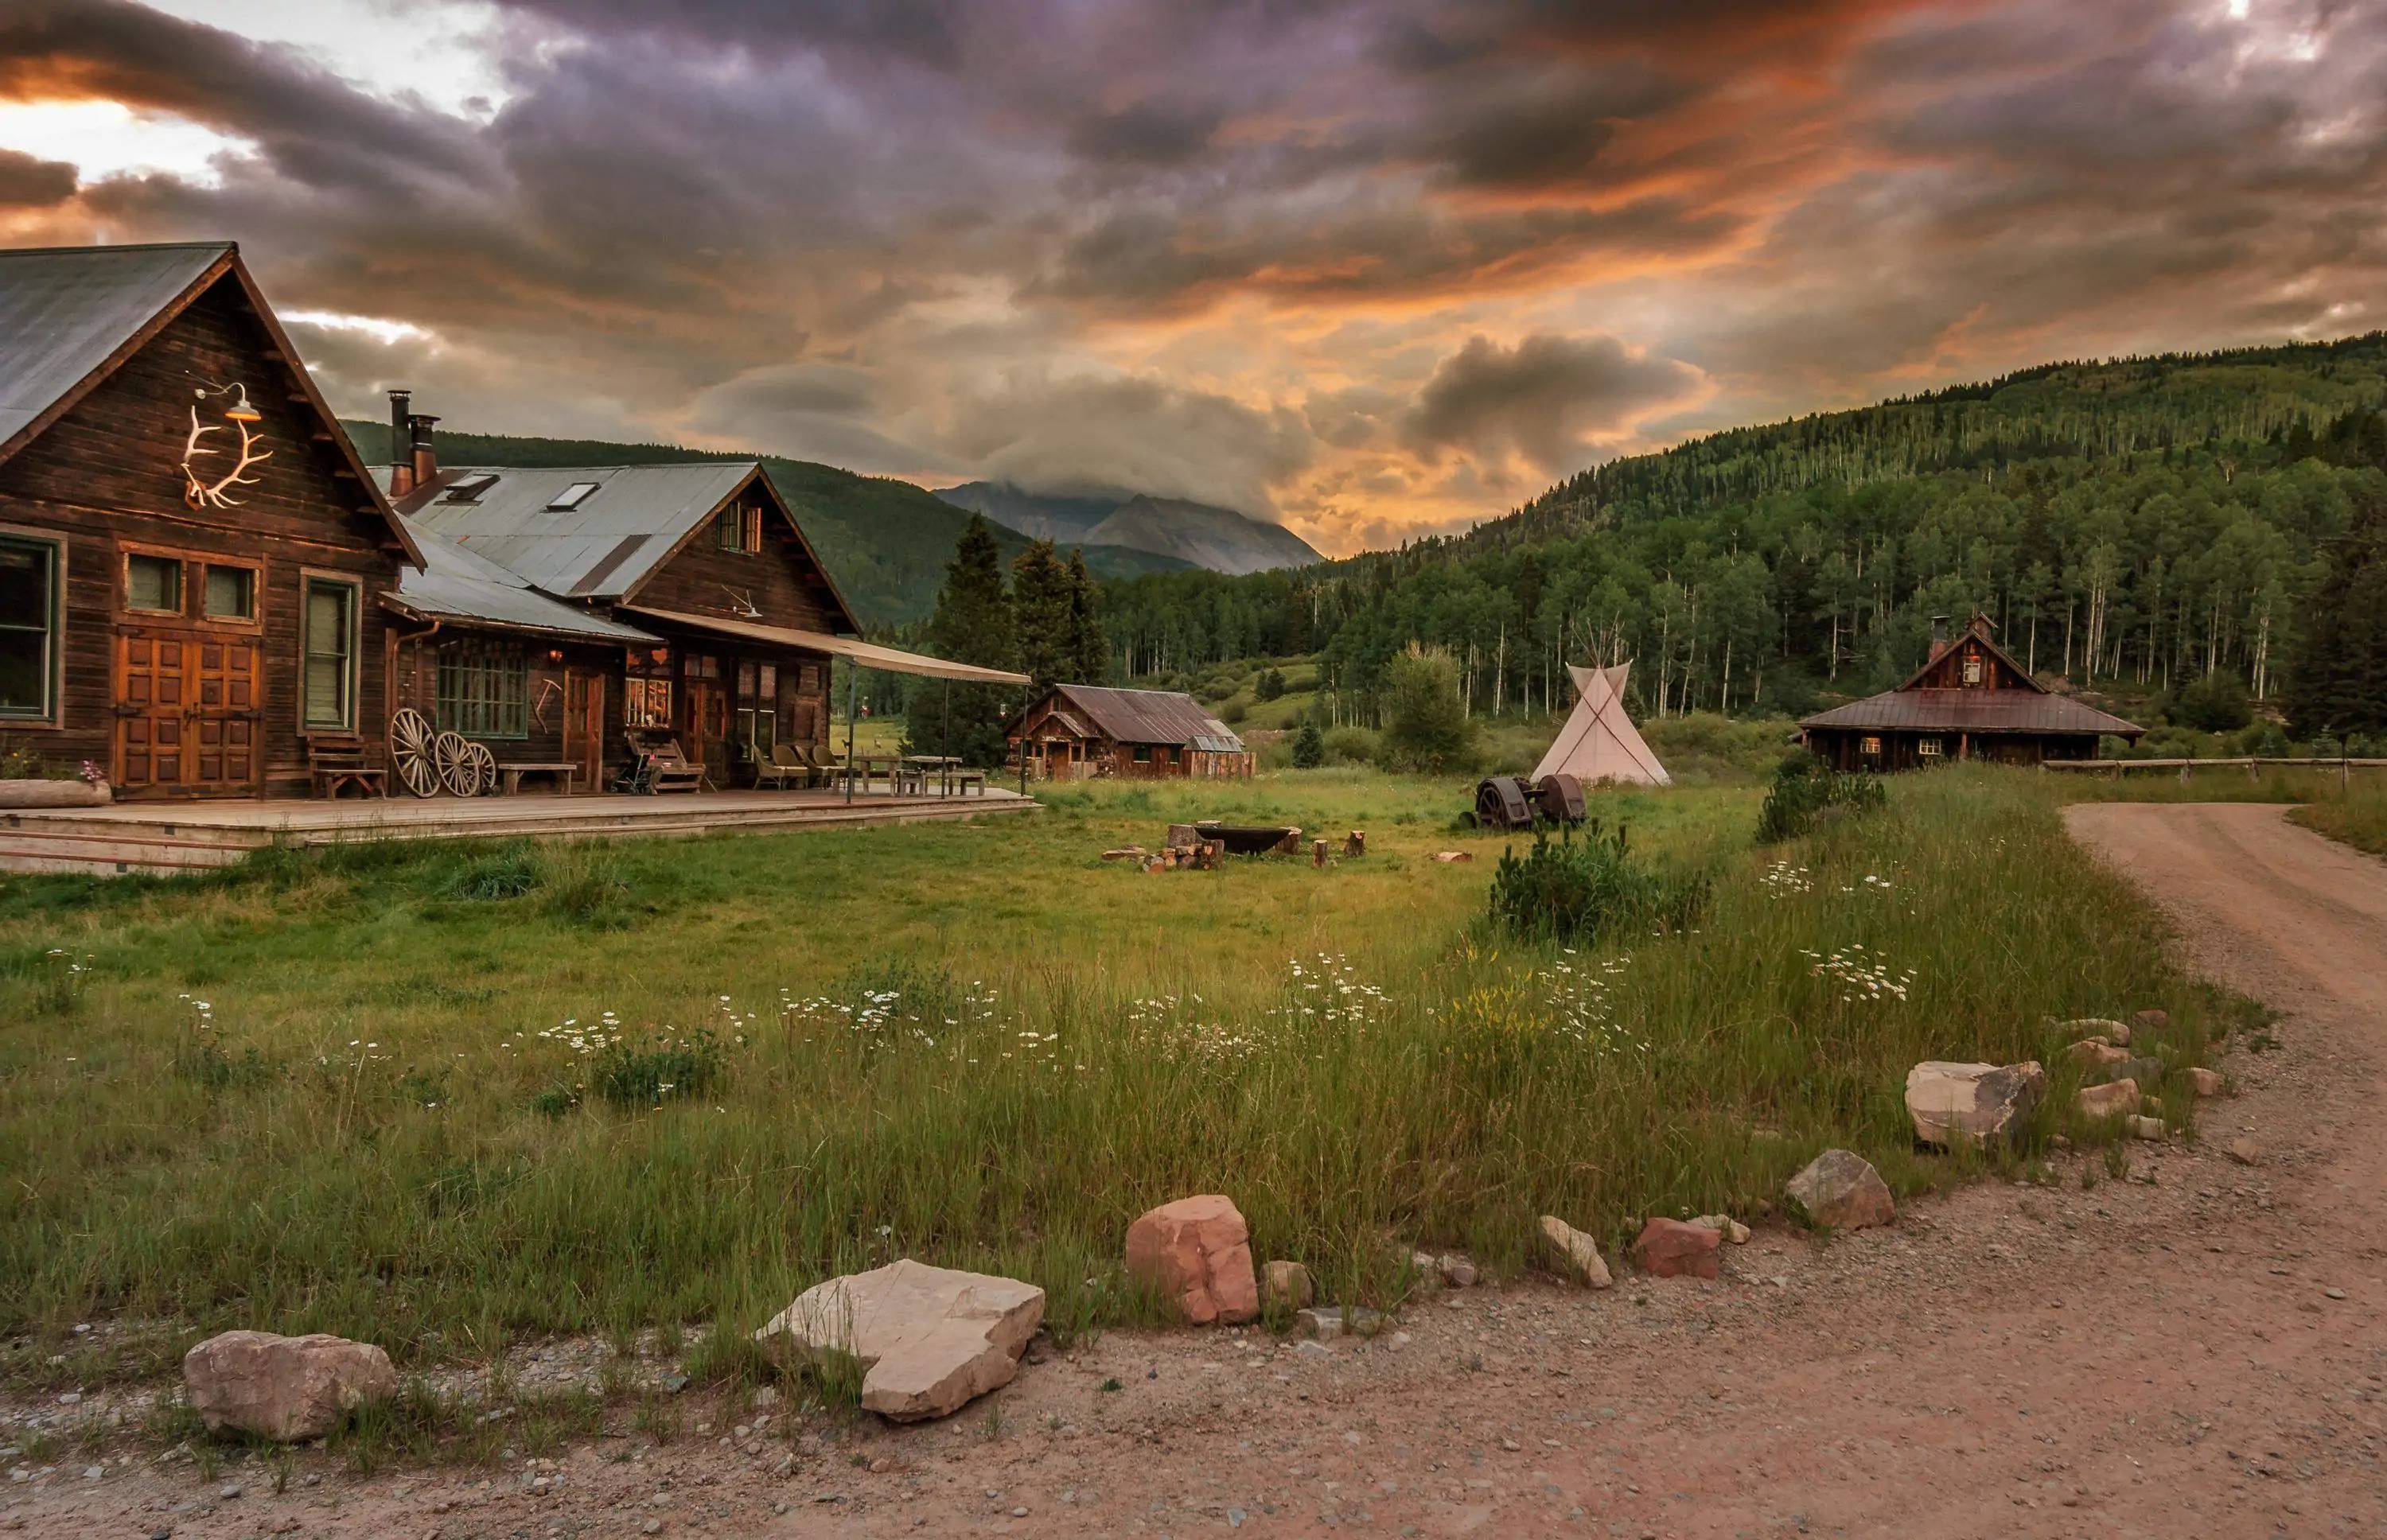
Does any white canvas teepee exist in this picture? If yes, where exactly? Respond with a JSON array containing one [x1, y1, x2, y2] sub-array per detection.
[[1530, 662, 1671, 786]]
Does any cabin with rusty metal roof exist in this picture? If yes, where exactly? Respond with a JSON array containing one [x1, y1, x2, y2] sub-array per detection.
[[1799, 613, 2143, 771], [1008, 683, 1252, 780]]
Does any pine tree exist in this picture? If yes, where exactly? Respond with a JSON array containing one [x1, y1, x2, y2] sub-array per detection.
[[2284, 486, 2387, 740], [1065, 548, 1109, 686], [1010, 539, 1073, 687], [911, 513, 1018, 767]]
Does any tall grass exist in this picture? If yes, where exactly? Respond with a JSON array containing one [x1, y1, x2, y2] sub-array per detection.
[[2288, 776, 2387, 855], [0, 768, 2229, 1386]]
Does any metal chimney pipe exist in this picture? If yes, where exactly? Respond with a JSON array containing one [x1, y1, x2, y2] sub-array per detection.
[[387, 389, 414, 495], [407, 411, 441, 494]]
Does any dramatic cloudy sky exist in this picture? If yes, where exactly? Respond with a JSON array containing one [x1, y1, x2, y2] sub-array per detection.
[[2, 1, 2382, 552]]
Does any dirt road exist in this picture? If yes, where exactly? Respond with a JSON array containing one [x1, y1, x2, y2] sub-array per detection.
[[10, 803, 2384, 1538]]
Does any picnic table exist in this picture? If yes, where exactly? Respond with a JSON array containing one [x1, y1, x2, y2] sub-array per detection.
[[902, 754, 962, 795], [839, 752, 906, 794]]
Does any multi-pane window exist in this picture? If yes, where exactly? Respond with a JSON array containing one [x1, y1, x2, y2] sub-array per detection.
[[204, 564, 255, 620], [1961, 655, 1984, 685], [734, 659, 778, 753], [302, 578, 356, 729], [127, 553, 182, 612], [625, 677, 673, 728], [715, 503, 763, 553], [436, 646, 528, 738], [0, 536, 58, 721], [1918, 737, 1944, 759]]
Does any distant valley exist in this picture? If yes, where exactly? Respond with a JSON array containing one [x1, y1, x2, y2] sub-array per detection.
[[935, 482, 1322, 576]]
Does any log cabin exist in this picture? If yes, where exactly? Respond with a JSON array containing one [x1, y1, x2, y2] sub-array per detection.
[[375, 401, 865, 790], [1007, 684, 1252, 780], [0, 242, 419, 798], [1799, 613, 2144, 771], [0, 239, 1009, 803]]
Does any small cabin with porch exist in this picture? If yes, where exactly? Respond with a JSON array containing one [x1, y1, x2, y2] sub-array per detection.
[[1008, 684, 1252, 780], [1799, 614, 2143, 771]]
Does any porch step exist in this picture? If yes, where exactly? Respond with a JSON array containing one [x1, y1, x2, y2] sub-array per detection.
[[0, 793, 1032, 877]]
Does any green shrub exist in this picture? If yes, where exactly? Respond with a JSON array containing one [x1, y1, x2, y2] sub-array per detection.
[[1486, 819, 1709, 943], [1755, 753, 1887, 844], [1291, 721, 1325, 768], [1218, 697, 1248, 725], [590, 1029, 724, 1107], [1378, 649, 1474, 773], [1322, 725, 1379, 766], [1255, 668, 1287, 702], [2171, 673, 2254, 733]]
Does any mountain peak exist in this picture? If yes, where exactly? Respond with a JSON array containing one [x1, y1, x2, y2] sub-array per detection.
[[936, 483, 1320, 574]]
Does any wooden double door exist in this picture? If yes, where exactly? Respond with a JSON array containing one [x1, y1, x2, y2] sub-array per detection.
[[114, 632, 261, 795]]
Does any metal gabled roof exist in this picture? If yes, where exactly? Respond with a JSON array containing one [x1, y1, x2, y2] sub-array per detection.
[[1801, 689, 2143, 737], [0, 242, 232, 450], [387, 518, 660, 644], [1042, 685, 1246, 750], [387, 462, 760, 600], [0, 241, 421, 566]]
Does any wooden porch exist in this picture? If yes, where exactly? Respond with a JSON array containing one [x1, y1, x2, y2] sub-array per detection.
[[0, 785, 1035, 877]]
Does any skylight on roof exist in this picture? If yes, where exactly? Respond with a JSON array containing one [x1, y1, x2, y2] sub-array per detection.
[[547, 481, 601, 511], [442, 472, 500, 503]]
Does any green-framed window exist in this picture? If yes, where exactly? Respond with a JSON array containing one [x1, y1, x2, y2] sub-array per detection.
[[0, 535, 60, 721], [436, 646, 529, 739], [302, 577, 359, 729]]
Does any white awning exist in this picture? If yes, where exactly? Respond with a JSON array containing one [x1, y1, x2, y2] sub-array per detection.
[[621, 606, 1033, 685]]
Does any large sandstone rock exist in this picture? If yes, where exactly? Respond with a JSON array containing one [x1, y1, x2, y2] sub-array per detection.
[[1635, 1218, 1722, 1279], [1785, 1149, 1896, 1231], [2186, 1068, 2225, 1098], [1904, 1060, 2046, 1149], [182, 1332, 396, 1441], [753, 1259, 1045, 1422], [1537, 1215, 1614, 1289], [2075, 1079, 2142, 1119], [1124, 1195, 1259, 1325]]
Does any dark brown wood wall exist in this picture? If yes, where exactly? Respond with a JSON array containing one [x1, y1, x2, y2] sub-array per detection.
[[0, 274, 405, 796], [1911, 636, 2031, 691], [630, 489, 843, 634], [390, 628, 633, 768]]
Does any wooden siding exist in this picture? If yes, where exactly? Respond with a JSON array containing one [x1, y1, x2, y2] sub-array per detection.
[[629, 484, 845, 633], [0, 274, 403, 798], [1007, 695, 1252, 780], [1909, 634, 2033, 693]]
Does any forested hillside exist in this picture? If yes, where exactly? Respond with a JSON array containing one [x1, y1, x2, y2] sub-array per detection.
[[1100, 335, 2387, 729], [341, 422, 1187, 628]]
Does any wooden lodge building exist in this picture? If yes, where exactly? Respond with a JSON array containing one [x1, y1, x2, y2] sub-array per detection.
[[0, 240, 1021, 802], [1799, 614, 2143, 771], [1008, 684, 1252, 780]]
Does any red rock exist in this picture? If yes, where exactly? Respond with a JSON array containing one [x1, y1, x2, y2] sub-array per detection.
[[2076, 1079, 2141, 1119], [1125, 1195, 1260, 1325], [1634, 1218, 1722, 1279]]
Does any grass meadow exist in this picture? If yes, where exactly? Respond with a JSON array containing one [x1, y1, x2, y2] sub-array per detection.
[[0, 765, 2249, 1405]]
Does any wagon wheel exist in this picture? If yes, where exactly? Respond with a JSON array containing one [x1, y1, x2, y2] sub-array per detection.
[[433, 731, 483, 797], [389, 708, 440, 797], [461, 739, 497, 796]]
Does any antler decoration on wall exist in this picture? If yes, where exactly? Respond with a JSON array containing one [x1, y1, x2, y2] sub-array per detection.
[[181, 383, 272, 509]]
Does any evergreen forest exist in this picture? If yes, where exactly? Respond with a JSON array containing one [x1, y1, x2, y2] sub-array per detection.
[[1097, 333, 2387, 739]]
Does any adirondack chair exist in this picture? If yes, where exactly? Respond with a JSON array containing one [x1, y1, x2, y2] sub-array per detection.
[[618, 733, 704, 794]]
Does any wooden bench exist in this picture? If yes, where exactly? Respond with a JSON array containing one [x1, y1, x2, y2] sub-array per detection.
[[308, 742, 386, 799], [953, 769, 987, 796], [497, 761, 580, 796], [641, 745, 706, 794]]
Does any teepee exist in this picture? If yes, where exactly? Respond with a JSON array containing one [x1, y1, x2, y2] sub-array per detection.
[[1530, 663, 1671, 787]]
